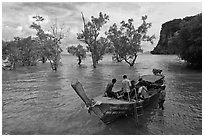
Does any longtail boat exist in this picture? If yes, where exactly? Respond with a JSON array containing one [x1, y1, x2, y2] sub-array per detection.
[[71, 73, 165, 124]]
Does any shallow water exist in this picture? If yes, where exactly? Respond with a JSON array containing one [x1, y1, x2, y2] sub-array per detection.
[[2, 54, 202, 135]]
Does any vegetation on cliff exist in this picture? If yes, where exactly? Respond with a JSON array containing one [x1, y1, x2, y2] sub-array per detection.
[[151, 13, 202, 69], [151, 19, 182, 54], [172, 14, 202, 69]]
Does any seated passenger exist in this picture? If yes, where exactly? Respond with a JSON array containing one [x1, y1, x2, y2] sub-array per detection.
[[153, 69, 163, 76], [104, 78, 118, 99], [136, 78, 151, 90], [138, 86, 149, 99], [130, 80, 138, 99]]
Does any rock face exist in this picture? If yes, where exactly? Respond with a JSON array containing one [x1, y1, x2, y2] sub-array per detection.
[[151, 15, 197, 54]]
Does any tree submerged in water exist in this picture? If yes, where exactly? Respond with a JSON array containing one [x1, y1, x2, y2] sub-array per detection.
[[3, 13, 156, 70], [77, 12, 109, 68], [30, 15, 67, 71], [2, 36, 40, 70], [106, 16, 155, 66], [67, 44, 87, 65]]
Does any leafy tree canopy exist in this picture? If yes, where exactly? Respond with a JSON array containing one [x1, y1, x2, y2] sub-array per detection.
[[106, 15, 155, 66], [77, 12, 109, 68], [67, 44, 86, 65]]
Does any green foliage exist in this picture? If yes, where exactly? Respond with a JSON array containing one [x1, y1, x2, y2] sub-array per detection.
[[77, 12, 109, 68], [67, 44, 86, 65], [106, 16, 155, 66]]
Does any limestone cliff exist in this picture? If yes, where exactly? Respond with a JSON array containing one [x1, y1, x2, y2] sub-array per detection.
[[151, 15, 197, 54]]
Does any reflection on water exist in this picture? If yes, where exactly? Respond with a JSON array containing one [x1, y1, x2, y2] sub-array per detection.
[[2, 54, 202, 135]]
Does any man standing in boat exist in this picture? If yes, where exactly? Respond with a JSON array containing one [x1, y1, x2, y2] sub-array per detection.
[[104, 78, 118, 98], [121, 75, 131, 101]]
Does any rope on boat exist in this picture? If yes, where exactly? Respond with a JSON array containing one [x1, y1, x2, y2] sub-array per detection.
[[87, 100, 102, 111]]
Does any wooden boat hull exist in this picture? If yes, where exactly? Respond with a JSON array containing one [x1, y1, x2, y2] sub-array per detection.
[[71, 74, 165, 124], [89, 87, 161, 124], [90, 97, 135, 124]]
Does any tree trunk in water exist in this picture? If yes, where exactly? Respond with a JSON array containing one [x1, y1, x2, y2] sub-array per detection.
[[53, 60, 58, 71], [42, 56, 46, 63], [78, 56, 82, 65], [10, 58, 16, 70], [130, 63, 134, 67], [131, 53, 137, 66], [124, 53, 138, 67], [116, 54, 122, 62], [53, 64, 57, 71], [88, 44, 97, 68], [124, 59, 131, 66], [49, 60, 57, 71], [130, 53, 137, 67], [49, 60, 54, 70], [92, 55, 97, 68], [11, 62, 16, 70], [112, 53, 122, 62]]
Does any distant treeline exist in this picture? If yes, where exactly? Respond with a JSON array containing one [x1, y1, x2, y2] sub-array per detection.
[[3, 16, 65, 71], [4, 12, 200, 70], [3, 13, 155, 70], [151, 13, 202, 69], [3, 36, 41, 69]]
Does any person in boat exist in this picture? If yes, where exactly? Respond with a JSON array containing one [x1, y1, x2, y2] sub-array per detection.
[[158, 85, 166, 110], [136, 78, 150, 88], [153, 69, 163, 76], [134, 78, 150, 99], [138, 85, 149, 99], [121, 75, 131, 101], [104, 78, 118, 99], [129, 80, 138, 100]]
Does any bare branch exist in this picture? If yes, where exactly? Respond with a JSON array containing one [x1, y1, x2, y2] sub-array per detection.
[[81, 12, 86, 29]]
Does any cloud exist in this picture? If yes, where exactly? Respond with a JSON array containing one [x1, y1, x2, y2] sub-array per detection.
[[2, 2, 202, 51]]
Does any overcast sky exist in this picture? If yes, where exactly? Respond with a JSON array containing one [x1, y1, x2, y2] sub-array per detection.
[[2, 2, 202, 52]]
